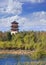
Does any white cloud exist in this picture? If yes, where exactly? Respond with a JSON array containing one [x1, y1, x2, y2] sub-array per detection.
[[19, 11, 46, 31], [0, 11, 46, 31], [17, 0, 44, 3], [0, 0, 46, 31], [0, 15, 19, 27], [0, 15, 30, 31], [30, 0, 44, 3], [0, 0, 44, 14], [0, 0, 45, 18], [30, 11, 46, 25], [0, 0, 23, 15]]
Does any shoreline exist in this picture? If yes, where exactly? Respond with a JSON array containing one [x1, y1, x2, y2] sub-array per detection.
[[0, 50, 34, 55]]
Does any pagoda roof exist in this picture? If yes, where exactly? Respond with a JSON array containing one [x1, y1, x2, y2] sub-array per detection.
[[11, 21, 18, 24]]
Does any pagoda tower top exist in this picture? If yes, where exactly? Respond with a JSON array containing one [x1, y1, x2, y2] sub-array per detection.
[[11, 21, 18, 24]]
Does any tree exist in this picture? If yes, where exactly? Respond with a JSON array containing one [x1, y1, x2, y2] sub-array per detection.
[[7, 32, 12, 41], [0, 31, 3, 41]]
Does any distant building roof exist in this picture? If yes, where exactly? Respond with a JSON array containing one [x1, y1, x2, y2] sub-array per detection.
[[11, 21, 18, 24]]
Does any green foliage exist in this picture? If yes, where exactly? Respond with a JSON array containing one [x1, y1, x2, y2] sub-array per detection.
[[0, 31, 46, 59], [31, 49, 42, 59], [7, 32, 12, 41]]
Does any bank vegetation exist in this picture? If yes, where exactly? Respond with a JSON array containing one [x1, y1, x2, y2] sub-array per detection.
[[0, 31, 46, 59]]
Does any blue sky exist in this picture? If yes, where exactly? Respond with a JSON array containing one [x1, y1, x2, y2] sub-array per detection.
[[0, 0, 46, 32]]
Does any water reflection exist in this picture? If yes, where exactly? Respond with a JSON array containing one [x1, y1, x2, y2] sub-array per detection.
[[0, 54, 46, 65]]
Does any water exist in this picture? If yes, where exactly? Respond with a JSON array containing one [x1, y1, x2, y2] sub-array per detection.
[[0, 54, 46, 65]]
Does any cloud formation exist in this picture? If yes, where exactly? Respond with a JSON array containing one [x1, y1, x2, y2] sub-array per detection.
[[0, 0, 45, 14], [18, 0, 44, 3], [0, 0, 46, 31], [0, 11, 46, 31], [0, 0, 23, 15]]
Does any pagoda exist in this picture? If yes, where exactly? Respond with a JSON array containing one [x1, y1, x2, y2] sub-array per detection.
[[11, 21, 19, 34]]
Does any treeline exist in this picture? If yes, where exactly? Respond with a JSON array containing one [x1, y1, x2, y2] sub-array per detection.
[[0, 31, 46, 59], [0, 31, 46, 50]]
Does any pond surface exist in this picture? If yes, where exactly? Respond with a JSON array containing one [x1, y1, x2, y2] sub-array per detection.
[[0, 54, 46, 65]]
